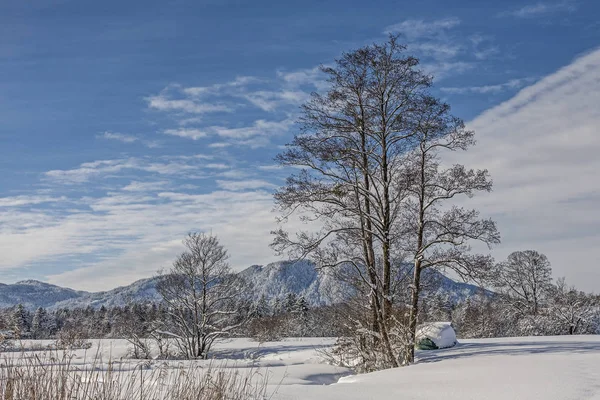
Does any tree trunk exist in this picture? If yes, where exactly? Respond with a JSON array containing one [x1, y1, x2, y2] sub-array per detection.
[[406, 259, 422, 364]]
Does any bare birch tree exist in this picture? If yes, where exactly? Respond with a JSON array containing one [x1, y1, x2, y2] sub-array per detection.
[[156, 232, 247, 359], [400, 96, 500, 364]]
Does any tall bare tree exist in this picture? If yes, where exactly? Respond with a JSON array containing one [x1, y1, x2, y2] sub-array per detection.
[[272, 37, 431, 369], [156, 232, 246, 359], [399, 96, 500, 364]]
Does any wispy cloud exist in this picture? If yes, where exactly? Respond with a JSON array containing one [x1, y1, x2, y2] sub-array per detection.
[[101, 131, 137, 143], [0, 195, 67, 207], [163, 128, 207, 140], [276, 67, 329, 91], [382, 17, 487, 81], [146, 86, 233, 115], [474, 46, 500, 60], [422, 61, 475, 80], [160, 118, 294, 148], [216, 179, 276, 191], [182, 76, 262, 97], [121, 181, 169, 192], [44, 156, 220, 184], [384, 17, 461, 39], [241, 90, 308, 112], [441, 77, 537, 94], [205, 163, 229, 170], [99, 131, 161, 148], [500, 1, 577, 18], [147, 69, 322, 148]]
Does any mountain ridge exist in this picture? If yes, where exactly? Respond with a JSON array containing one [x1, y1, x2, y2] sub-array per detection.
[[0, 261, 485, 310]]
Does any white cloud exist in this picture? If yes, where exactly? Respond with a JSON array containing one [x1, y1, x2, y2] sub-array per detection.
[[383, 17, 496, 81], [208, 142, 231, 148], [121, 181, 169, 192], [147, 93, 232, 114], [422, 61, 475, 80], [384, 17, 461, 40], [441, 78, 537, 94], [44, 156, 220, 184], [99, 131, 161, 148], [147, 69, 321, 147], [205, 163, 229, 170], [38, 189, 287, 291], [474, 46, 500, 60], [447, 47, 600, 291], [212, 119, 293, 140], [0, 195, 66, 207], [182, 76, 261, 97], [241, 90, 308, 112], [409, 42, 462, 60], [216, 179, 277, 191], [276, 67, 329, 91], [100, 131, 137, 143], [161, 118, 294, 147], [500, 1, 577, 18], [164, 128, 207, 140]]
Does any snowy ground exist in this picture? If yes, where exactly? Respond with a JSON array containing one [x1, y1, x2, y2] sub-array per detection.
[[4, 336, 600, 399]]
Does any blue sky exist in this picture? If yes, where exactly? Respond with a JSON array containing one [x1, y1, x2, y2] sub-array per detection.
[[1, 0, 599, 291]]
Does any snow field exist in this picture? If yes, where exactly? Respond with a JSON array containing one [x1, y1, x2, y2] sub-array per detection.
[[3, 336, 600, 400]]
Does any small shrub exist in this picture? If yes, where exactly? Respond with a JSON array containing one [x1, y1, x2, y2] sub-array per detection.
[[54, 327, 92, 350]]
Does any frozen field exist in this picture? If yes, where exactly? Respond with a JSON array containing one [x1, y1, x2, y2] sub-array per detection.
[[4, 336, 600, 399]]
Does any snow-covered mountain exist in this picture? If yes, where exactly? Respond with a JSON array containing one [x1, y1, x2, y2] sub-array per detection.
[[52, 277, 163, 310], [0, 280, 85, 309], [239, 260, 486, 306], [0, 261, 484, 310], [238, 260, 352, 306]]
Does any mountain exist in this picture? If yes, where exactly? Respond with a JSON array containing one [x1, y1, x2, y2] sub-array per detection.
[[0, 280, 86, 309], [238, 260, 352, 306], [52, 277, 163, 310], [239, 260, 486, 307], [0, 261, 485, 310]]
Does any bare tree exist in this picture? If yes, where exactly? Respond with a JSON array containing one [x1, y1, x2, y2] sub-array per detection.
[[156, 232, 247, 359], [548, 278, 598, 335], [400, 96, 500, 364], [272, 37, 431, 369], [491, 250, 552, 318]]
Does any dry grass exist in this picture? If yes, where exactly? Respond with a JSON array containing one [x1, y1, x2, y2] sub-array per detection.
[[0, 350, 271, 400]]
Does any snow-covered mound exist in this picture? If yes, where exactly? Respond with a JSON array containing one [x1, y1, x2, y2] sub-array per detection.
[[416, 322, 457, 349]]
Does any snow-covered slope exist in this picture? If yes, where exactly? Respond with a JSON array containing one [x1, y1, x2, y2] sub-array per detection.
[[0, 280, 85, 309], [52, 277, 163, 310], [238, 260, 485, 307], [237, 260, 351, 306], [0, 261, 484, 309]]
